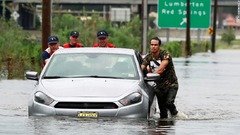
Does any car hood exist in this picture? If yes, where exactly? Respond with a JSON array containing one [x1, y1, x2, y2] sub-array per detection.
[[40, 78, 140, 98]]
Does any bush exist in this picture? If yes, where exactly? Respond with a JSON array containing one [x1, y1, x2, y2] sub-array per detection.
[[163, 41, 184, 57], [221, 28, 235, 45], [2, 13, 212, 79], [52, 14, 155, 51], [192, 41, 210, 53], [1, 14, 157, 79], [0, 18, 41, 79], [161, 40, 210, 57]]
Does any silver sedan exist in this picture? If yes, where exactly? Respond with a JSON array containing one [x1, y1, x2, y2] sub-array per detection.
[[26, 48, 159, 119]]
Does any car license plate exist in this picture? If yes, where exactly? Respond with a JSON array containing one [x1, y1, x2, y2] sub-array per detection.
[[77, 112, 98, 118]]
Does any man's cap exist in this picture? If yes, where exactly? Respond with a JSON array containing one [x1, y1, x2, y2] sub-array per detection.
[[70, 31, 79, 37], [48, 36, 59, 44], [97, 30, 108, 38]]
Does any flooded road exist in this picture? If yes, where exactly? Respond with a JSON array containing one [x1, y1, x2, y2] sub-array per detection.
[[1, 50, 240, 134]]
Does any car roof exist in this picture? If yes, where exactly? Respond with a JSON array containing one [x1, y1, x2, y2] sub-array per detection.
[[54, 47, 136, 55]]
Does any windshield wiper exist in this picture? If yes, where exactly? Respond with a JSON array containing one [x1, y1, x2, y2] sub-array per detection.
[[91, 75, 124, 79], [70, 75, 124, 79], [43, 76, 63, 79], [43, 75, 124, 79]]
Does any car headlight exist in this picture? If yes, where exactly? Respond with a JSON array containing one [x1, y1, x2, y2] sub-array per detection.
[[34, 91, 54, 105], [119, 92, 142, 106]]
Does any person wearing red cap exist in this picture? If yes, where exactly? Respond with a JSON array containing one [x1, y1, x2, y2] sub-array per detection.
[[93, 30, 115, 48], [62, 30, 84, 48]]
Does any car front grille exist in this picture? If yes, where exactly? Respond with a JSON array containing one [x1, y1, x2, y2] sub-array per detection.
[[54, 102, 118, 109]]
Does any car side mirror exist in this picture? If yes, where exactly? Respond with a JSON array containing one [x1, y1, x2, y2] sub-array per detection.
[[144, 73, 160, 82], [25, 71, 39, 81]]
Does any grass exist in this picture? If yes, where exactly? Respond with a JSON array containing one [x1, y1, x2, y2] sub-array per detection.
[[216, 39, 240, 50]]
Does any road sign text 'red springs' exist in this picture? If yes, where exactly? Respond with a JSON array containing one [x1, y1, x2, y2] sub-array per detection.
[[162, 2, 207, 17], [158, 0, 211, 28]]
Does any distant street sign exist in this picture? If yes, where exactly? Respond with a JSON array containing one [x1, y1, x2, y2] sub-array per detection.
[[11, 11, 20, 21], [110, 8, 130, 22], [208, 27, 213, 35], [158, 0, 211, 28]]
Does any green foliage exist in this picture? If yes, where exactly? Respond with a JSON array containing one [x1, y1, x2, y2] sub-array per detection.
[[162, 41, 184, 57], [109, 16, 142, 50], [161, 40, 210, 57], [52, 14, 82, 32], [0, 14, 157, 79], [52, 13, 107, 46], [221, 28, 236, 45], [0, 18, 41, 79], [216, 39, 240, 50], [192, 41, 210, 53], [3, 13, 212, 79], [51, 14, 155, 51]]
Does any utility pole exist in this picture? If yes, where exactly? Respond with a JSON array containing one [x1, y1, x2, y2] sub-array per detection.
[[42, 0, 51, 51], [2, 0, 6, 19], [211, 0, 218, 53], [185, 0, 191, 57], [142, 0, 148, 54]]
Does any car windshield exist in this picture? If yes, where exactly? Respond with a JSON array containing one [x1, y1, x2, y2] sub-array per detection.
[[43, 53, 139, 80]]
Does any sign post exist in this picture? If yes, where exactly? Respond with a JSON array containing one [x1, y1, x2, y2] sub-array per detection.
[[158, 0, 211, 28]]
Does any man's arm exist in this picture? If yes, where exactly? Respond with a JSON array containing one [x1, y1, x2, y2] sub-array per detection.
[[42, 51, 50, 65], [141, 64, 146, 71], [154, 59, 168, 74]]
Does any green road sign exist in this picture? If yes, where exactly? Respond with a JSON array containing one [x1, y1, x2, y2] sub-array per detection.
[[158, 0, 211, 28]]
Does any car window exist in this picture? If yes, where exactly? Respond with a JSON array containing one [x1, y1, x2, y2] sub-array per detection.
[[44, 53, 139, 80]]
